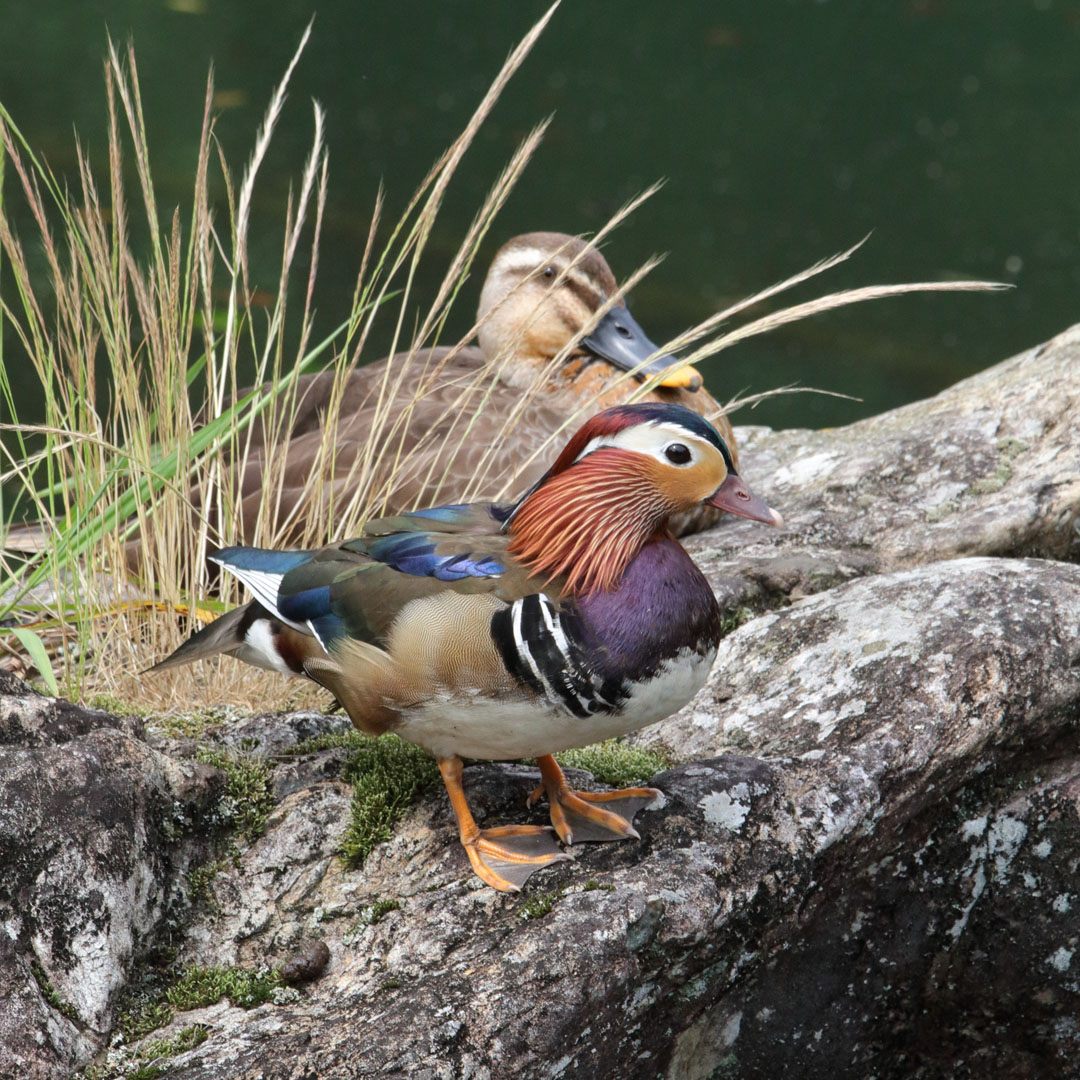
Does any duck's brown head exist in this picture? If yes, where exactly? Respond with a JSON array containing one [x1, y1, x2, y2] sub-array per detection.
[[476, 232, 701, 393]]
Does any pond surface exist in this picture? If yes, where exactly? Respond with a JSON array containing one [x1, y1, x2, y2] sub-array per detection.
[[3, 0, 1078, 429]]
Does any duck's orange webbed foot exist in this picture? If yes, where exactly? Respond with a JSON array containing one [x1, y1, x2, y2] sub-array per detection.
[[439, 758, 571, 892], [528, 754, 660, 845]]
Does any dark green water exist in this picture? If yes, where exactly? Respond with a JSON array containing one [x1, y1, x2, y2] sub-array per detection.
[[3, 0, 1078, 429]]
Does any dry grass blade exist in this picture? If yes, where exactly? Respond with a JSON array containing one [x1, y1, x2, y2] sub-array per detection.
[[718, 384, 862, 420], [0, 24, 331, 705], [659, 235, 873, 359], [675, 278, 1009, 371], [217, 19, 314, 402]]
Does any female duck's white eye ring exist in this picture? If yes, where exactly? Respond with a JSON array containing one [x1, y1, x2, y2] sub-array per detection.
[[664, 442, 692, 465]]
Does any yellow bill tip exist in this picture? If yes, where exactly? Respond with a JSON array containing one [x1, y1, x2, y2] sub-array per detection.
[[657, 364, 703, 392]]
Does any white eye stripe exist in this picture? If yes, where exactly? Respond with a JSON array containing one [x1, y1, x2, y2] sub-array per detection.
[[493, 250, 603, 287], [497, 250, 571, 277], [574, 422, 715, 467], [497, 251, 550, 274]]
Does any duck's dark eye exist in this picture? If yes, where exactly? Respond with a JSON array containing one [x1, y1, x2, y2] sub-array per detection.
[[664, 443, 692, 465], [542, 265, 556, 279]]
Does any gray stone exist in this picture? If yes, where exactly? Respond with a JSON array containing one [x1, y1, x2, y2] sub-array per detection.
[[0, 683, 222, 1080], [116, 557, 1080, 1079], [3, 327, 1080, 1078], [687, 323, 1080, 611]]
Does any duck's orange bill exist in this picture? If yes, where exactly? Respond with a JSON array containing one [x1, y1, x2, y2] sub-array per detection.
[[706, 473, 783, 527]]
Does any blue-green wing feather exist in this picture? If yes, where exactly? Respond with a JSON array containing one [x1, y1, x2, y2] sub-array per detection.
[[359, 531, 505, 581], [215, 501, 543, 649]]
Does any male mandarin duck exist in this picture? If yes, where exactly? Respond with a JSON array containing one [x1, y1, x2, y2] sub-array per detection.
[[221, 231, 737, 540], [155, 403, 780, 892]]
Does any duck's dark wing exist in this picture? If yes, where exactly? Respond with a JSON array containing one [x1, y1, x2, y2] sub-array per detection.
[[203, 348, 564, 543], [190, 345, 733, 548], [220, 500, 544, 648], [150, 498, 550, 675]]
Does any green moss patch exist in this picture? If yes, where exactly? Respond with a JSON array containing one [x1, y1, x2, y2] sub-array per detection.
[[519, 889, 564, 920], [84, 1023, 209, 1079], [287, 729, 441, 868], [195, 746, 275, 842], [583, 879, 616, 892], [185, 854, 236, 905], [925, 499, 959, 523], [556, 739, 670, 788], [105, 960, 282, 1061], [360, 898, 402, 925], [166, 964, 282, 1011], [30, 960, 80, 1023], [289, 730, 371, 755], [147, 705, 238, 740], [87, 693, 150, 718], [518, 878, 619, 919], [339, 734, 440, 865], [141, 1022, 210, 1060], [128, 1067, 167, 1080], [118, 998, 175, 1043], [719, 606, 753, 636]]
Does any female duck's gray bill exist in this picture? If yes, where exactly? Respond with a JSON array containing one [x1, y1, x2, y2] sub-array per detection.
[[581, 305, 702, 391], [705, 473, 784, 527]]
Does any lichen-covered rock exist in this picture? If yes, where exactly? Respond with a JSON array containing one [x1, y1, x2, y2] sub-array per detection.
[[130, 556, 1078, 1080], [641, 555, 1080, 769], [687, 323, 1080, 611], [180, 781, 354, 965], [0, 680, 223, 1080], [0, 671, 140, 747], [696, 758, 1080, 1080], [638, 557, 1080, 1078], [3, 327, 1080, 1079]]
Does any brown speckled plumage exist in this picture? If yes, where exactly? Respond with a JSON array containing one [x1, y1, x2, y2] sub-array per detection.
[[222, 232, 736, 541]]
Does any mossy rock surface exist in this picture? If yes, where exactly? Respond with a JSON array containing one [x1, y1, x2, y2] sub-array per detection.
[[9, 331, 1080, 1079]]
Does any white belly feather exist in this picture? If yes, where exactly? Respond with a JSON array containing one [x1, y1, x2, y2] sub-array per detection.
[[395, 646, 716, 761]]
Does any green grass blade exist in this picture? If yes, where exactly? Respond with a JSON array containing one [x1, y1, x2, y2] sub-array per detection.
[[8, 627, 60, 695]]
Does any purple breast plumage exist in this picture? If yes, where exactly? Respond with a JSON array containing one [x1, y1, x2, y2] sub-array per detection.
[[577, 536, 722, 682], [491, 536, 722, 721]]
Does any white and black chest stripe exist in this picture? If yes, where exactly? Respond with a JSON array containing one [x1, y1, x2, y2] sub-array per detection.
[[491, 595, 628, 718]]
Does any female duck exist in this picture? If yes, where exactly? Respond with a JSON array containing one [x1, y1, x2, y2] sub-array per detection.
[[2, 234, 736, 562], [156, 403, 779, 892], [229, 233, 737, 538]]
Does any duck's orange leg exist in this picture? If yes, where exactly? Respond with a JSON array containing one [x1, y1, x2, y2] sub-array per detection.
[[439, 757, 571, 892], [528, 754, 660, 846]]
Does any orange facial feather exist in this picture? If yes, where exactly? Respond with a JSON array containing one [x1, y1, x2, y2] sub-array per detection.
[[507, 448, 700, 596]]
